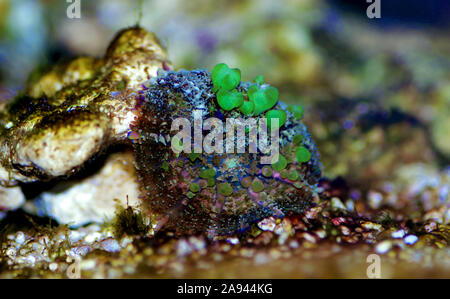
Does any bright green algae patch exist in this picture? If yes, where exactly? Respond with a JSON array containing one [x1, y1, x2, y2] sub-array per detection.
[[211, 63, 283, 117]]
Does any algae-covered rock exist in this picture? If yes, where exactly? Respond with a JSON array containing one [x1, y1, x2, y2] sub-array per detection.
[[131, 68, 322, 236], [0, 27, 170, 185]]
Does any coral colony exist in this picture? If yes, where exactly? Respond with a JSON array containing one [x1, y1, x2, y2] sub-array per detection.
[[130, 64, 322, 236]]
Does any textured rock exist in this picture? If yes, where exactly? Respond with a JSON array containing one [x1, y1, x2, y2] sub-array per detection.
[[132, 69, 322, 236], [0, 27, 170, 185], [23, 151, 141, 226]]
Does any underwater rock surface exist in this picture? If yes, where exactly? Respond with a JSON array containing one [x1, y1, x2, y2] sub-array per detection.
[[0, 27, 169, 218], [132, 69, 322, 236], [0, 27, 170, 185]]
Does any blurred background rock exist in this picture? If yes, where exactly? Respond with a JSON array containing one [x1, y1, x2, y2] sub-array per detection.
[[0, 0, 448, 220]]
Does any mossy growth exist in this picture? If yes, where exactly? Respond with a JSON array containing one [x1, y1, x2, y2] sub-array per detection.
[[110, 203, 150, 239]]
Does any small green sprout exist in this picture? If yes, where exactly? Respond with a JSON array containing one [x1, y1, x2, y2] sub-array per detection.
[[211, 63, 241, 92], [248, 85, 279, 115], [295, 146, 311, 163], [217, 89, 244, 111]]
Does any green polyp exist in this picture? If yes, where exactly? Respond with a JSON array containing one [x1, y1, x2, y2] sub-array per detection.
[[248, 85, 279, 115], [265, 109, 287, 130], [199, 168, 216, 179], [207, 177, 216, 187], [241, 177, 252, 188], [187, 191, 195, 199], [295, 146, 311, 163], [218, 182, 233, 196], [288, 170, 299, 181], [272, 154, 287, 172], [261, 166, 273, 177], [239, 100, 254, 116], [293, 182, 304, 189], [217, 89, 244, 111], [254, 75, 264, 85], [280, 169, 289, 179], [251, 178, 264, 193], [288, 104, 304, 120], [190, 183, 200, 193], [211, 63, 241, 92], [161, 161, 169, 171]]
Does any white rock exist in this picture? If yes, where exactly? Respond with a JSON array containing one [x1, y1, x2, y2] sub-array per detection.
[[0, 185, 25, 214], [23, 151, 140, 226]]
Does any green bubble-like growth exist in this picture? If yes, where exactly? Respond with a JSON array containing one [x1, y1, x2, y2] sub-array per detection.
[[248, 85, 279, 116], [218, 182, 233, 196], [241, 177, 252, 188], [189, 183, 200, 193], [217, 89, 244, 111], [295, 146, 311, 163], [211, 63, 241, 92], [261, 166, 273, 177], [272, 154, 287, 172], [251, 178, 264, 193], [239, 100, 254, 116], [265, 109, 287, 130], [199, 168, 216, 179], [288, 170, 299, 181]]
